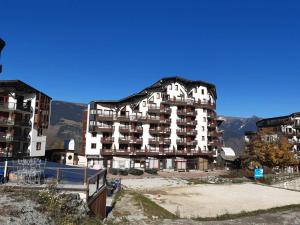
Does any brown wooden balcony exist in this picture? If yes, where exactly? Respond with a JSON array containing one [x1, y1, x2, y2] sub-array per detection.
[[149, 138, 171, 145], [101, 137, 114, 144], [148, 105, 171, 114], [149, 128, 171, 135], [194, 101, 216, 110], [130, 127, 143, 133], [186, 130, 197, 136], [177, 119, 187, 126], [96, 126, 114, 133], [186, 120, 197, 126], [187, 140, 197, 146], [177, 109, 196, 117], [176, 129, 186, 136], [117, 115, 131, 122], [97, 113, 116, 121], [130, 138, 143, 144], [119, 126, 130, 133], [147, 105, 171, 114], [176, 139, 186, 145], [119, 137, 130, 144], [160, 118, 171, 124]]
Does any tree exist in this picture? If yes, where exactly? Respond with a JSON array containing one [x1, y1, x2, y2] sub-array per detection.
[[243, 131, 298, 170]]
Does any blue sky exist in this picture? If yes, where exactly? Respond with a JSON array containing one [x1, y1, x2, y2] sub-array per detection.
[[1, 0, 300, 118]]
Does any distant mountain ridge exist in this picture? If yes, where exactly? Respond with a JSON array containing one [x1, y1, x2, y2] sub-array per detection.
[[46, 100, 260, 154]]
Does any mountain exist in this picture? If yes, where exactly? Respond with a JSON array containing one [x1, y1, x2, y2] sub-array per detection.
[[46, 100, 260, 155], [219, 116, 260, 155], [46, 101, 87, 151]]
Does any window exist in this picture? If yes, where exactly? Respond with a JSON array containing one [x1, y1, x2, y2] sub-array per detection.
[[156, 93, 160, 99], [202, 126, 205, 131], [204, 146, 207, 151], [91, 143, 97, 149], [168, 85, 172, 90], [36, 142, 41, 151], [203, 117, 207, 122], [143, 101, 146, 107], [90, 109, 96, 114], [201, 89, 205, 95], [202, 136, 205, 141], [194, 88, 197, 93], [203, 109, 207, 113], [92, 132, 97, 137], [175, 85, 178, 91]]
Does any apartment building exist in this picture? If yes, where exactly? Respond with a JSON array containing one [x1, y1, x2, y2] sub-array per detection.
[[245, 113, 300, 152], [83, 77, 224, 170], [0, 80, 51, 158], [0, 38, 5, 73]]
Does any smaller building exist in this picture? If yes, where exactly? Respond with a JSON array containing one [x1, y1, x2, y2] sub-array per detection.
[[245, 113, 300, 152], [216, 147, 237, 169]]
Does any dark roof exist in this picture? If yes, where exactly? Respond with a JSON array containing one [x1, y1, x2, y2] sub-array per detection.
[[0, 38, 5, 52], [0, 80, 52, 99], [256, 112, 300, 127], [92, 76, 217, 105]]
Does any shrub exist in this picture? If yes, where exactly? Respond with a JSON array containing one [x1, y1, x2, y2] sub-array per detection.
[[145, 168, 158, 175], [128, 168, 144, 176]]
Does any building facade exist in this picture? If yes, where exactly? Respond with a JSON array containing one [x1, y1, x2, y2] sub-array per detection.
[[0, 80, 51, 158], [0, 38, 5, 73], [245, 113, 300, 153], [83, 77, 223, 170]]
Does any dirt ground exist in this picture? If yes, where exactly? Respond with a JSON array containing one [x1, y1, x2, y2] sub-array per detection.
[[106, 190, 300, 225], [146, 183, 300, 218]]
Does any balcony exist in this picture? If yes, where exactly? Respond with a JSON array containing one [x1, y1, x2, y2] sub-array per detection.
[[149, 128, 171, 135], [160, 118, 171, 124], [0, 119, 31, 127], [96, 126, 114, 133], [149, 138, 171, 145], [176, 139, 186, 145], [186, 130, 197, 136], [119, 126, 130, 133], [0, 102, 33, 113], [117, 115, 131, 122], [187, 140, 197, 146], [177, 119, 187, 126], [148, 104, 171, 113], [0, 133, 30, 142], [186, 120, 197, 126], [130, 138, 143, 144], [119, 137, 130, 144], [130, 127, 143, 133], [101, 137, 113, 144], [177, 129, 186, 136], [97, 113, 116, 122], [177, 109, 196, 117]]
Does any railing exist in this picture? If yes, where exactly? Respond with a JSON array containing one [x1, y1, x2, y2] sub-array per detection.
[[0, 102, 33, 113]]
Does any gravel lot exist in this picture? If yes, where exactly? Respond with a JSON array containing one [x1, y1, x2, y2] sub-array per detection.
[[121, 177, 189, 190], [146, 183, 300, 218]]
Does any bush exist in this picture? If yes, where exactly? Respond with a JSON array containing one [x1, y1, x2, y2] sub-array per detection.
[[119, 169, 128, 176], [128, 168, 144, 176], [145, 168, 158, 175]]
